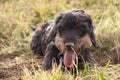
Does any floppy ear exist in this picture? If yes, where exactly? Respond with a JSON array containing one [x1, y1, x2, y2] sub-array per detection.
[[87, 16, 97, 48], [76, 10, 97, 48], [46, 13, 63, 43]]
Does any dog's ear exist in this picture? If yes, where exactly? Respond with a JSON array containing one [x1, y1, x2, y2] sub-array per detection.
[[55, 12, 64, 25], [86, 15, 97, 48], [76, 10, 97, 48], [46, 13, 64, 43]]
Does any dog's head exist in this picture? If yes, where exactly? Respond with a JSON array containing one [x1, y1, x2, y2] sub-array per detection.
[[47, 10, 97, 68]]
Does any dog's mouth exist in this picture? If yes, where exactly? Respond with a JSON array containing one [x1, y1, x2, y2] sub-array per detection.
[[63, 48, 77, 68]]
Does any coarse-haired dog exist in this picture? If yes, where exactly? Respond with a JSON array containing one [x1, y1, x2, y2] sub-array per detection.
[[30, 9, 97, 72]]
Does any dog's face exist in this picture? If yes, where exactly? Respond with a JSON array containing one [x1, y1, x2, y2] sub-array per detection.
[[47, 10, 97, 68]]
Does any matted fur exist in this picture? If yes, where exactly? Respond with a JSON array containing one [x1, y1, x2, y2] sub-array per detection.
[[30, 9, 97, 70]]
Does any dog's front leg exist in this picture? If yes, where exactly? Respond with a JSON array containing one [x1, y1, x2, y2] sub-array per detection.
[[42, 42, 59, 70], [83, 48, 97, 65]]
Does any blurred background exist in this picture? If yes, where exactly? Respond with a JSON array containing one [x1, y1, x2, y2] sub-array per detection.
[[0, 0, 120, 55]]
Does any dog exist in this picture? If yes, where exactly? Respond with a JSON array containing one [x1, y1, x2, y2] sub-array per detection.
[[30, 9, 97, 71]]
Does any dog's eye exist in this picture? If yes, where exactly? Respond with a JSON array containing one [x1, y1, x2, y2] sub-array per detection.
[[77, 27, 87, 37], [79, 29, 87, 37], [57, 27, 65, 36], [58, 27, 65, 31], [58, 27, 65, 32]]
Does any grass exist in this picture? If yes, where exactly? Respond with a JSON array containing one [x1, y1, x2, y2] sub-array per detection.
[[23, 62, 120, 80], [0, 0, 120, 80]]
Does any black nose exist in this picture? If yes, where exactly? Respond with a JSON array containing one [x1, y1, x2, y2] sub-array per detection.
[[65, 43, 74, 48]]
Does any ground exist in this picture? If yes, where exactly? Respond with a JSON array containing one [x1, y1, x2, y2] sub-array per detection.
[[0, 52, 42, 80], [0, 49, 120, 80]]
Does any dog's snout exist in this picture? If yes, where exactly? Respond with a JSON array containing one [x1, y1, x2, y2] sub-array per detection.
[[65, 43, 74, 48]]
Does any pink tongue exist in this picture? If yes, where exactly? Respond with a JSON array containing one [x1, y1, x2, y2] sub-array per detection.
[[64, 51, 75, 67]]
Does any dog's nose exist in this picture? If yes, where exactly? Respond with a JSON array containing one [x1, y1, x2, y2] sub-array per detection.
[[65, 43, 74, 48]]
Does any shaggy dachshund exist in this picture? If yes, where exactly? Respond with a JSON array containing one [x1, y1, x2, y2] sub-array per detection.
[[30, 9, 97, 71]]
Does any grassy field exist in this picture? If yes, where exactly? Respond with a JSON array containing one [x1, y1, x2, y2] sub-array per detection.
[[0, 0, 120, 80]]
